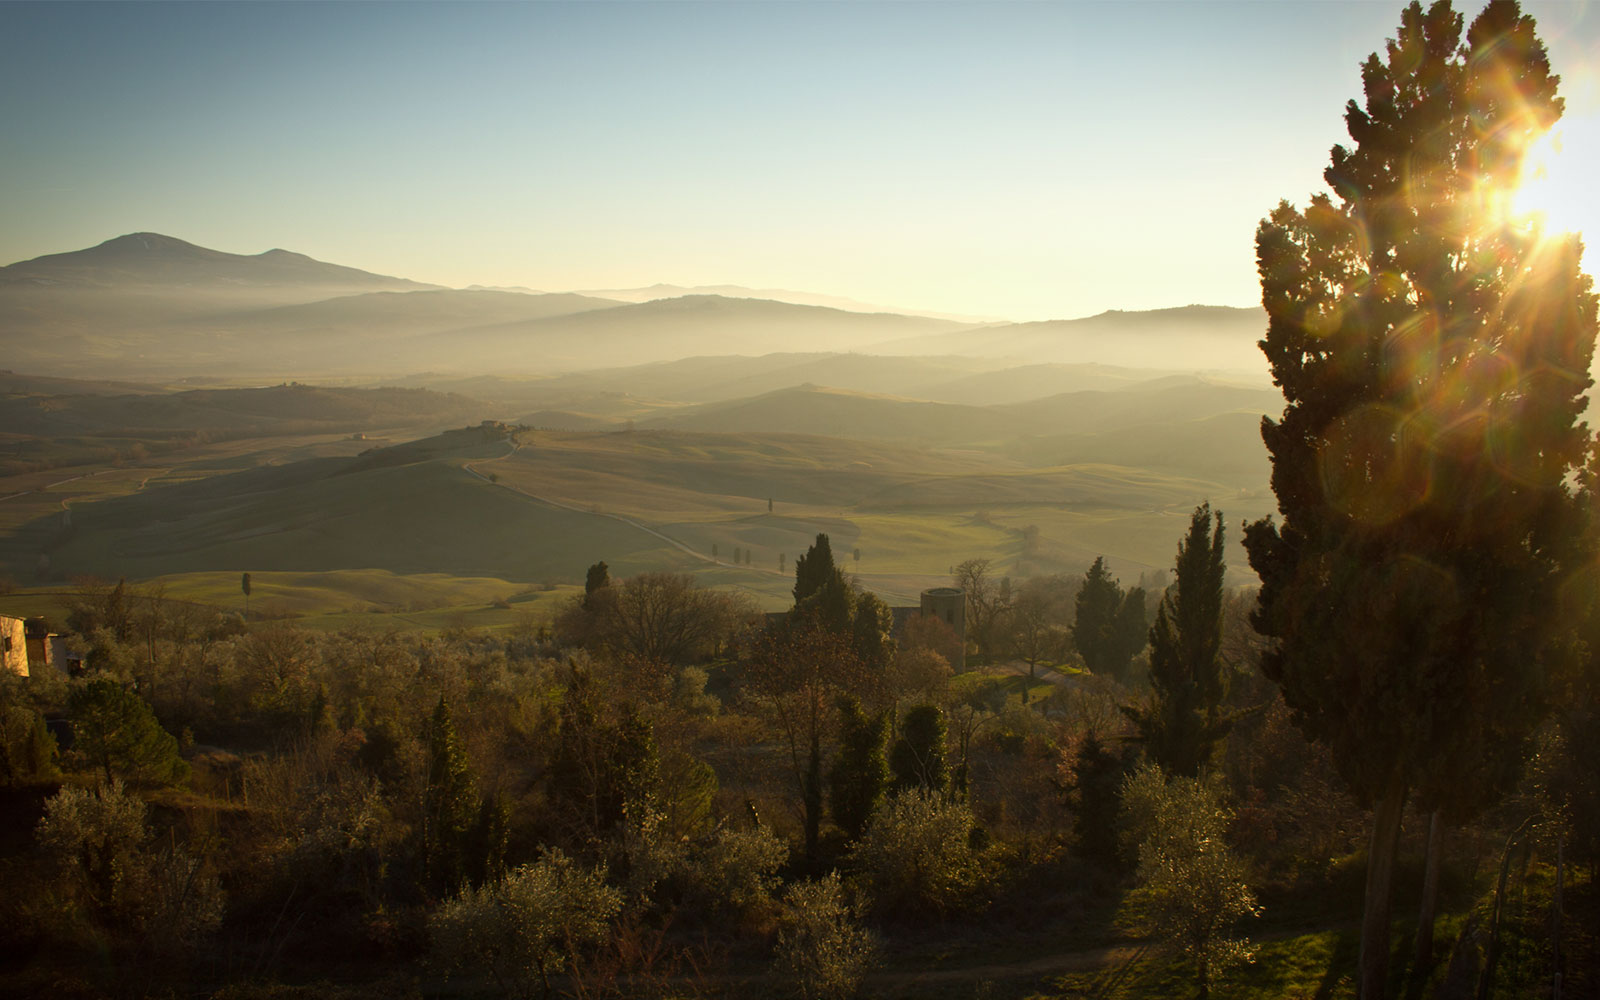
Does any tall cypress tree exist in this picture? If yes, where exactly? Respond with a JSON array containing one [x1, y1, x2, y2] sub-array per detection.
[[1243, 4, 1595, 995], [1125, 504, 1229, 778], [424, 696, 478, 893]]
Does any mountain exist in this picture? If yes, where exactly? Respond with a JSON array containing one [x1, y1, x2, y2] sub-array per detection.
[[0, 232, 432, 291], [573, 282, 1003, 324], [0, 233, 446, 376], [873, 304, 1268, 373], [417, 295, 972, 372], [199, 289, 622, 340]]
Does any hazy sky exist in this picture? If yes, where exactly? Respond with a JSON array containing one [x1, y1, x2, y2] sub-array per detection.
[[2, 1, 1597, 322]]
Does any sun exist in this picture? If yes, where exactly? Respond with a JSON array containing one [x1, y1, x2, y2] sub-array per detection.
[[1508, 117, 1596, 241]]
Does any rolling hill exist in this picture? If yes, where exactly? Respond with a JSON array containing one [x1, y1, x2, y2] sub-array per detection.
[[415, 295, 972, 372], [874, 304, 1269, 373], [19, 427, 696, 583]]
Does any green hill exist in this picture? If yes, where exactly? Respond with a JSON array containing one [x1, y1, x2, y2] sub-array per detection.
[[20, 430, 693, 584]]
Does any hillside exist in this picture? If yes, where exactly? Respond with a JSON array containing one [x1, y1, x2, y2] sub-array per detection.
[[0, 234, 439, 375], [642, 385, 1015, 443], [417, 295, 973, 372], [875, 304, 1268, 373], [19, 427, 695, 583], [204, 289, 622, 340], [0, 383, 489, 476], [638, 375, 1277, 457]]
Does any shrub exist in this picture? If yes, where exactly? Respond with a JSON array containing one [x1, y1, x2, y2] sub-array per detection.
[[685, 821, 787, 915], [36, 779, 149, 917], [430, 849, 622, 1000], [852, 789, 985, 918], [773, 871, 876, 1000], [1120, 764, 1259, 998]]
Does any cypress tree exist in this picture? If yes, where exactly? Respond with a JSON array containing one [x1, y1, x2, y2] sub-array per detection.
[[1125, 504, 1230, 778], [425, 696, 478, 893], [1243, 4, 1595, 994]]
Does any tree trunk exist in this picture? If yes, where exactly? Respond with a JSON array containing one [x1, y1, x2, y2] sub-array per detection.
[[803, 730, 822, 862], [1415, 810, 1444, 976], [1360, 776, 1408, 1000]]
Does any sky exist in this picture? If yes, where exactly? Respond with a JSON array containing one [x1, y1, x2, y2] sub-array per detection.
[[2, 0, 1598, 323]]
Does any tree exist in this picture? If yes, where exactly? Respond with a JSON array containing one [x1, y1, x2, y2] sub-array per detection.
[[241, 571, 252, 618], [1072, 558, 1147, 682], [1061, 729, 1135, 868], [68, 679, 188, 785], [794, 533, 841, 606], [794, 534, 853, 635], [582, 560, 609, 610], [559, 572, 750, 667], [1006, 574, 1074, 679], [36, 778, 150, 919], [953, 558, 1008, 658], [853, 789, 985, 918], [0, 700, 58, 787], [1124, 504, 1231, 777], [1242, 4, 1595, 996], [889, 704, 948, 796], [829, 695, 889, 841], [745, 623, 867, 861], [424, 696, 479, 894], [1120, 764, 1259, 1000], [547, 667, 659, 847]]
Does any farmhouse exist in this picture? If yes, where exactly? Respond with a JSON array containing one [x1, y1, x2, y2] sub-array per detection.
[[0, 614, 79, 677]]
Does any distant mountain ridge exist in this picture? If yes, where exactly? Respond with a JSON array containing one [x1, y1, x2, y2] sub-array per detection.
[[574, 282, 1004, 324], [0, 233, 1266, 378], [1, 232, 433, 290]]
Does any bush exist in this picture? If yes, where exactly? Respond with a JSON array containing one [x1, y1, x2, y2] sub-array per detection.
[[773, 871, 877, 1000], [0, 702, 59, 786], [430, 849, 622, 1000], [685, 821, 787, 915], [1120, 764, 1259, 998], [852, 789, 985, 918], [36, 779, 148, 918]]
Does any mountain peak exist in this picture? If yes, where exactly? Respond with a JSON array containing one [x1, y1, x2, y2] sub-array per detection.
[[2, 234, 431, 291]]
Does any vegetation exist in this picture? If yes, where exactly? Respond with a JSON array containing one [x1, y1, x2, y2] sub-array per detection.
[[1244, 2, 1597, 995], [1124, 503, 1230, 778], [0, 6, 1594, 1000], [1120, 765, 1260, 1000], [772, 871, 878, 1000]]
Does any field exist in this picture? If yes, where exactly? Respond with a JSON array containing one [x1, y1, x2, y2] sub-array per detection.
[[0, 357, 1281, 626]]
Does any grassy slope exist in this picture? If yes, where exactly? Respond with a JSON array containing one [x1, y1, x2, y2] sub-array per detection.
[[19, 439, 696, 586]]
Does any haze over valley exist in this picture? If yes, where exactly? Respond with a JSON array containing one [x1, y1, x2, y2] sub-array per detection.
[[0, 232, 1276, 619], [5, 3, 1599, 998]]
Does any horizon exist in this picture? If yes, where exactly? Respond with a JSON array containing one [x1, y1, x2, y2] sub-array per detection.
[[3, 1, 1596, 324], [3, 228, 1274, 326]]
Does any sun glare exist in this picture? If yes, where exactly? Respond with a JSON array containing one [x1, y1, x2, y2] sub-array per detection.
[[1510, 125, 1580, 235]]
